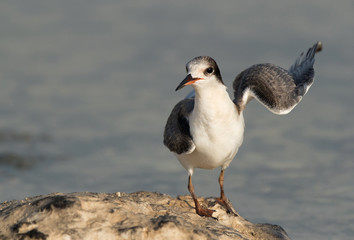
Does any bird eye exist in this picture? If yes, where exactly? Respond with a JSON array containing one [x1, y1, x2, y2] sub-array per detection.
[[205, 67, 214, 74]]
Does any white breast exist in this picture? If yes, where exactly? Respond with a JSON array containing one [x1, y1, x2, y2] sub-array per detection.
[[177, 85, 245, 173]]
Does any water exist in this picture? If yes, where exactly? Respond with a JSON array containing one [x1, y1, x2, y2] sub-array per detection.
[[1, 1, 353, 239]]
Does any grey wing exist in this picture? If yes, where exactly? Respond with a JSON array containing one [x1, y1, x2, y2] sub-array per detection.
[[163, 98, 195, 154], [233, 41, 322, 115]]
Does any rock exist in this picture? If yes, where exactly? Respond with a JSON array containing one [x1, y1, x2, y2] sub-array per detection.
[[0, 191, 290, 240]]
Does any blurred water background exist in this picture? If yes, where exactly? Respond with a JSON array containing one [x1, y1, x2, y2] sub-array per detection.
[[1, 1, 353, 239]]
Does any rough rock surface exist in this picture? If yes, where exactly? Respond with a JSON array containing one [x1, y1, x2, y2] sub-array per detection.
[[0, 191, 290, 240]]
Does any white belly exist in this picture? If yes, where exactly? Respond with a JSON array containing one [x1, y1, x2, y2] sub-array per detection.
[[177, 110, 244, 172]]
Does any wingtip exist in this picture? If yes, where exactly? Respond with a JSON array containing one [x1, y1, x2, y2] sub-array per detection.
[[315, 41, 323, 53]]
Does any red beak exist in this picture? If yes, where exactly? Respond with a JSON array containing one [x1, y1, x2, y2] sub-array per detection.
[[175, 74, 203, 91]]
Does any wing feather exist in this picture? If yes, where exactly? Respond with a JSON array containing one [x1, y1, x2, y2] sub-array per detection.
[[233, 41, 322, 115], [163, 98, 195, 154]]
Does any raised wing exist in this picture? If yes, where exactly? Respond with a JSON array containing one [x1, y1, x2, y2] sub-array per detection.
[[233, 41, 322, 115]]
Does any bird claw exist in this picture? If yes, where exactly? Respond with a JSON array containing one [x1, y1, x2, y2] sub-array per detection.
[[196, 207, 215, 218], [216, 197, 238, 216]]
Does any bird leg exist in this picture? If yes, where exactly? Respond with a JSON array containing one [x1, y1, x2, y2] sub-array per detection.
[[216, 169, 238, 216], [188, 175, 215, 217]]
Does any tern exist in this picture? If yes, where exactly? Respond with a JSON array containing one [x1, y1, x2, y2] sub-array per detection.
[[163, 42, 322, 217]]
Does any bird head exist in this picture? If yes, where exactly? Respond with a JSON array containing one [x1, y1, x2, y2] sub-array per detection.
[[175, 56, 224, 91]]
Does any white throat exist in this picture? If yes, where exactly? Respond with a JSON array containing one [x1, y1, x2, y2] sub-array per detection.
[[191, 82, 237, 124], [180, 81, 244, 171]]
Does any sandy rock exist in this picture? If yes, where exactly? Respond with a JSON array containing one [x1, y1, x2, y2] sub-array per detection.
[[0, 191, 290, 240]]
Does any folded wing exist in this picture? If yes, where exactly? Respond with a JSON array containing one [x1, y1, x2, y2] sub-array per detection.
[[163, 98, 195, 155]]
